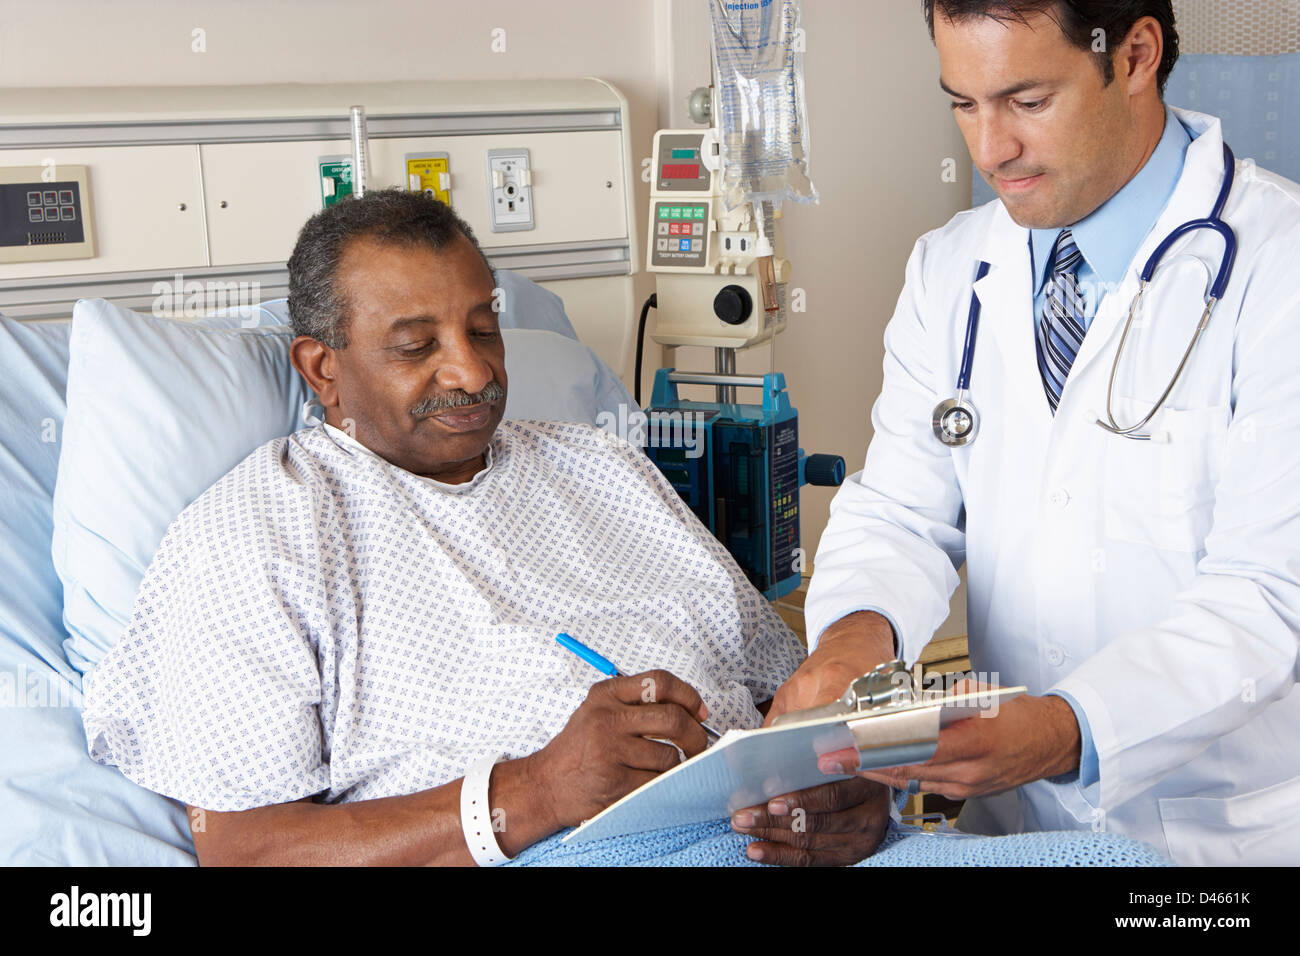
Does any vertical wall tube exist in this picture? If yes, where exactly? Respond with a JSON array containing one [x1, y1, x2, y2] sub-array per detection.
[[350, 105, 370, 198]]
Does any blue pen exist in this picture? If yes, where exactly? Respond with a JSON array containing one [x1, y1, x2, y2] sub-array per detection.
[[555, 632, 722, 742]]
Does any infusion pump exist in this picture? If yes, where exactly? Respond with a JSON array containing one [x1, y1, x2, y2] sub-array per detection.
[[646, 128, 790, 351]]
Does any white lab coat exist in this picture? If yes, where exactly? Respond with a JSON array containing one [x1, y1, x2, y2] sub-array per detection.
[[805, 108, 1300, 866]]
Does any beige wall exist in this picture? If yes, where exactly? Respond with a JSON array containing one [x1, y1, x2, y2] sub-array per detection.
[[0, 0, 971, 636], [656, 0, 971, 636], [798, 0, 971, 636], [0, 0, 662, 286]]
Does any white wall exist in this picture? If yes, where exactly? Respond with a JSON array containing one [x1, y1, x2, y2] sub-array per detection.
[[0, 0, 971, 637]]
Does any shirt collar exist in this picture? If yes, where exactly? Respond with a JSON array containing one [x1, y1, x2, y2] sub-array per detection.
[[1031, 106, 1192, 294], [322, 422, 496, 493]]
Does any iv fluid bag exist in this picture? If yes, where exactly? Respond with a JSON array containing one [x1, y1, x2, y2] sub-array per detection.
[[709, 0, 818, 211]]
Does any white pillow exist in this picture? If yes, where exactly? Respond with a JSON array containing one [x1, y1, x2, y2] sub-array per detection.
[[52, 300, 310, 675]]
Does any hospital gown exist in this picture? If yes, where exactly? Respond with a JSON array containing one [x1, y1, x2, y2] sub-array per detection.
[[81, 420, 806, 812]]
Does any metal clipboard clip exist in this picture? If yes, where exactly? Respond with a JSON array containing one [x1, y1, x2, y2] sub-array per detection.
[[769, 660, 1026, 772]]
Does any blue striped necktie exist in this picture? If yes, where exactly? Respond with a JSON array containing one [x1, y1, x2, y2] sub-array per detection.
[[1036, 229, 1087, 414]]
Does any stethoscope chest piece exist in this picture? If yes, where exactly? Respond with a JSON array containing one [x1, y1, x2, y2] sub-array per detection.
[[932, 394, 979, 447]]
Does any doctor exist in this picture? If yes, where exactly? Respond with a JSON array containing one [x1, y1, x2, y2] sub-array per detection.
[[771, 0, 1300, 865]]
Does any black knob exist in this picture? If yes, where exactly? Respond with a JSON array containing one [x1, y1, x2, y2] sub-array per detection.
[[804, 454, 846, 487], [713, 285, 752, 326]]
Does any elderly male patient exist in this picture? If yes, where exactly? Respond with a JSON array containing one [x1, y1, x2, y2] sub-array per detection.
[[81, 189, 889, 866]]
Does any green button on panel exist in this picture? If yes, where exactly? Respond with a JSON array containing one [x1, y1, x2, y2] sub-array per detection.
[[658, 205, 670, 219]]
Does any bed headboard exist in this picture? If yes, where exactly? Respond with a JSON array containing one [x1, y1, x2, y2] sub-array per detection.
[[0, 79, 639, 376]]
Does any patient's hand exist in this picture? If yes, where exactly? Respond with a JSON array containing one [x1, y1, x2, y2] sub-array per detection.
[[530, 669, 712, 830], [729, 777, 890, 866]]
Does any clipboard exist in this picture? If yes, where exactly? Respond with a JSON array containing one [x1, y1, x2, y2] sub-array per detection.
[[563, 662, 1024, 845]]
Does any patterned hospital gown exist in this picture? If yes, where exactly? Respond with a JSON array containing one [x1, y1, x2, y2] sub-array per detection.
[[81, 420, 806, 812]]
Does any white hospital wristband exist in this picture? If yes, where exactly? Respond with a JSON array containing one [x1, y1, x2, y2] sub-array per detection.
[[460, 754, 513, 867]]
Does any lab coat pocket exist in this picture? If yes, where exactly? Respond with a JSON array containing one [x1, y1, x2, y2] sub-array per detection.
[[1158, 776, 1300, 866], [1102, 403, 1229, 552]]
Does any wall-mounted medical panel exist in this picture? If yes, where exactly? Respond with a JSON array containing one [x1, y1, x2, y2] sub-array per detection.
[[0, 146, 205, 280], [200, 131, 627, 268], [371, 132, 627, 246], [0, 79, 640, 373], [0, 165, 95, 264]]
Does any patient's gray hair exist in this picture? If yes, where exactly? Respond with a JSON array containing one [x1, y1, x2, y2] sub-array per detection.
[[287, 188, 495, 349]]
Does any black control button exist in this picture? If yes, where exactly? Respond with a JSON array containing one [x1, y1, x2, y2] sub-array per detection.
[[713, 285, 753, 326]]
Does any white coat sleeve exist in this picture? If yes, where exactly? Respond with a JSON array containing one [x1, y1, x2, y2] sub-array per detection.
[[803, 235, 966, 660], [1052, 232, 1300, 811]]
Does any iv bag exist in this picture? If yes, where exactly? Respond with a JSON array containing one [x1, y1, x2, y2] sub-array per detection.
[[708, 0, 818, 211]]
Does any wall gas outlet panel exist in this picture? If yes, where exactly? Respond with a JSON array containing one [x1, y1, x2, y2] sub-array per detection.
[[319, 156, 354, 208], [0, 164, 95, 263], [406, 152, 451, 205], [485, 148, 534, 232]]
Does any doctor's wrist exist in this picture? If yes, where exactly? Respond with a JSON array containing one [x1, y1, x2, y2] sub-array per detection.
[[819, 611, 897, 662], [1038, 694, 1083, 780]]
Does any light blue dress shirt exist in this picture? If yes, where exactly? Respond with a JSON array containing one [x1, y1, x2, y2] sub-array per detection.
[[1035, 108, 1192, 789]]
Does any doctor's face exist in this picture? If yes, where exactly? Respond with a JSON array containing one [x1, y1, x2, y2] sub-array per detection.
[[295, 233, 508, 483], [934, 9, 1154, 229]]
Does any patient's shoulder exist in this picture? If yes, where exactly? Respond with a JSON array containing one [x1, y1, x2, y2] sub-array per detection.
[[162, 427, 335, 548]]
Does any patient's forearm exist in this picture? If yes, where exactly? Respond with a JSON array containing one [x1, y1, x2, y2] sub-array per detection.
[[190, 753, 555, 866]]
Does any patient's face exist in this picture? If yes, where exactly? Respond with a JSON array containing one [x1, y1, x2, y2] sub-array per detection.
[[323, 234, 508, 482]]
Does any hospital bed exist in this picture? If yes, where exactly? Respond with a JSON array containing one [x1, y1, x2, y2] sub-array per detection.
[[0, 79, 1170, 866], [0, 282, 1173, 867]]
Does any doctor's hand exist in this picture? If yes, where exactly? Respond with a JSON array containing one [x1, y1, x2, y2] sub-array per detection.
[[729, 777, 891, 866], [528, 670, 711, 831], [829, 681, 1083, 801], [763, 611, 897, 726]]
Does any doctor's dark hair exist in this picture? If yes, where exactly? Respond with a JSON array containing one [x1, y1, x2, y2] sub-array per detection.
[[287, 188, 495, 349], [923, 0, 1180, 96]]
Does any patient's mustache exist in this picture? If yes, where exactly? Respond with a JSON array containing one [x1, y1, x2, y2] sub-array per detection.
[[411, 380, 505, 416]]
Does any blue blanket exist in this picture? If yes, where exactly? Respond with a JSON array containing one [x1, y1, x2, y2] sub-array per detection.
[[510, 818, 1173, 867]]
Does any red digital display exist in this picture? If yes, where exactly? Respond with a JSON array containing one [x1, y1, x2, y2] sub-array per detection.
[[662, 163, 700, 180]]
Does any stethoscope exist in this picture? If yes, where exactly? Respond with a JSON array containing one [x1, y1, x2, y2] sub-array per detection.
[[933, 143, 1239, 446]]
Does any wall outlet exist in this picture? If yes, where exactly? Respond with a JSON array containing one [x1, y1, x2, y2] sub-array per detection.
[[485, 147, 534, 232]]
